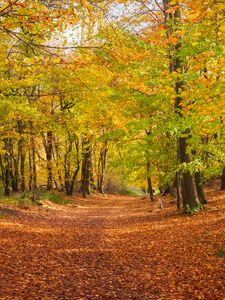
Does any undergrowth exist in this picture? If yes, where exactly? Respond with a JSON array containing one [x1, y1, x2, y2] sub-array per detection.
[[0, 190, 72, 207], [41, 191, 72, 205], [185, 203, 203, 215], [121, 189, 140, 196]]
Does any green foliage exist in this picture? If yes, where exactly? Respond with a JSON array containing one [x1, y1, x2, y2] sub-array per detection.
[[120, 188, 141, 196], [0, 195, 16, 205], [0, 192, 34, 207], [185, 203, 203, 215], [16, 192, 33, 207], [0, 190, 72, 207], [41, 192, 72, 205], [217, 249, 225, 258]]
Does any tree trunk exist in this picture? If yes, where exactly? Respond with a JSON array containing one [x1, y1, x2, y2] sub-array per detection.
[[67, 167, 80, 196], [146, 159, 154, 202], [64, 139, 72, 195], [221, 167, 225, 190], [46, 131, 53, 190], [176, 173, 182, 210], [90, 150, 96, 190], [54, 138, 64, 191], [97, 143, 108, 194], [195, 171, 207, 204], [29, 122, 37, 193], [64, 138, 80, 196], [179, 135, 199, 208], [7, 139, 18, 192], [0, 142, 10, 196], [81, 138, 91, 198], [17, 121, 26, 191], [0, 139, 18, 195], [19, 148, 26, 192], [29, 151, 32, 192]]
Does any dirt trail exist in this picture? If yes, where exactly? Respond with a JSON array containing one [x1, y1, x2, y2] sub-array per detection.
[[0, 195, 224, 300]]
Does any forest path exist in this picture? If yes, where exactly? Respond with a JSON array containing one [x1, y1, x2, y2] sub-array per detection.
[[0, 194, 224, 300]]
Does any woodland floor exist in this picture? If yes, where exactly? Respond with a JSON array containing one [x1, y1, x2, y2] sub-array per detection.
[[0, 183, 225, 300]]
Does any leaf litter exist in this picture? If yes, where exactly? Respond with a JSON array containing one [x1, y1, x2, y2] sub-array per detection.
[[0, 188, 224, 300]]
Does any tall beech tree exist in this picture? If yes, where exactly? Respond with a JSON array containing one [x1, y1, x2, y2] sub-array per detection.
[[164, 0, 200, 208]]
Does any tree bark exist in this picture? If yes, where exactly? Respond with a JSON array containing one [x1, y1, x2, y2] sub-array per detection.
[[90, 150, 96, 190], [46, 131, 53, 190], [97, 143, 108, 194], [221, 167, 225, 190], [146, 159, 154, 202], [54, 138, 64, 191], [179, 135, 199, 208], [64, 137, 80, 196], [29, 122, 37, 193], [64, 139, 72, 196], [0, 138, 18, 195], [0, 141, 10, 196], [17, 121, 26, 192], [81, 138, 91, 198], [7, 139, 18, 192], [195, 171, 207, 204], [176, 173, 182, 210], [67, 167, 80, 196]]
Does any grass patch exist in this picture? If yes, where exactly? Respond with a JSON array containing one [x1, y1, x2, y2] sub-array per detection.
[[120, 189, 140, 196], [0, 190, 72, 207], [0, 195, 17, 205], [16, 192, 33, 207], [41, 191, 72, 205], [0, 192, 33, 210], [0, 192, 34, 206]]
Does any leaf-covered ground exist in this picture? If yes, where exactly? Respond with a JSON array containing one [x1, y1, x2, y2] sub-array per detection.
[[0, 186, 224, 299]]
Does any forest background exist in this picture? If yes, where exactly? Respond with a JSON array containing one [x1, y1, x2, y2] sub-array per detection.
[[0, 0, 224, 211]]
